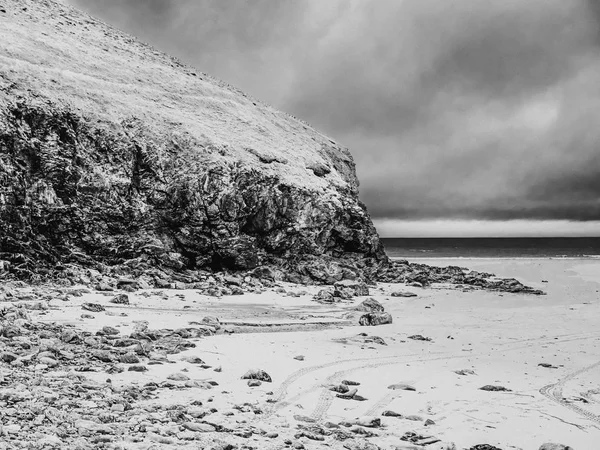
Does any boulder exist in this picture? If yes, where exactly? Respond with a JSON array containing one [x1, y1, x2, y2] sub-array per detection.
[[355, 298, 384, 313], [358, 312, 392, 326]]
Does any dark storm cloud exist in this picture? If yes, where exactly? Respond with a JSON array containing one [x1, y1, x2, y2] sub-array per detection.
[[67, 0, 600, 222]]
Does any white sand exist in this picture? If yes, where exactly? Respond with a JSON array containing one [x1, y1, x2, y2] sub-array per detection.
[[26, 258, 600, 449]]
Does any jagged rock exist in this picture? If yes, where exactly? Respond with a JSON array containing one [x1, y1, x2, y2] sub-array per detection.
[[358, 312, 392, 326], [355, 298, 384, 313], [0, 0, 386, 284], [379, 261, 544, 295]]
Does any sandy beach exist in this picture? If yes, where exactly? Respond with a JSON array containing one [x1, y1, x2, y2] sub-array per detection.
[[2, 258, 599, 449]]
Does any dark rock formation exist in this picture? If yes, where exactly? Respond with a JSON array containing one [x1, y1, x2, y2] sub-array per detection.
[[0, 0, 385, 283], [378, 260, 545, 294]]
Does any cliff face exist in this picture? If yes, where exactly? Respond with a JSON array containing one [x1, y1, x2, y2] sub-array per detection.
[[0, 0, 386, 282]]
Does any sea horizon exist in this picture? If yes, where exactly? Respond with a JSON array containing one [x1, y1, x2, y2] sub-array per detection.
[[381, 236, 600, 259]]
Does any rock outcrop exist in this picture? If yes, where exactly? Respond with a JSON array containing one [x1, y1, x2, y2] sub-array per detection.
[[0, 0, 386, 282]]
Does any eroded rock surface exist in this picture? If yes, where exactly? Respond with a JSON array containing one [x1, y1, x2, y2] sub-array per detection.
[[0, 0, 385, 284]]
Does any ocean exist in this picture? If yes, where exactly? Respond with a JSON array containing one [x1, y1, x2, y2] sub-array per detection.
[[381, 237, 600, 259]]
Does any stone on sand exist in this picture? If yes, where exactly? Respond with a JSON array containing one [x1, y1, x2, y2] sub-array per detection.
[[358, 312, 392, 326], [391, 291, 417, 297], [241, 369, 272, 382], [388, 383, 416, 391], [355, 298, 385, 313]]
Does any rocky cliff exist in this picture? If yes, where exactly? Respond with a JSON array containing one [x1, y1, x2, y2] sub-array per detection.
[[0, 0, 386, 283]]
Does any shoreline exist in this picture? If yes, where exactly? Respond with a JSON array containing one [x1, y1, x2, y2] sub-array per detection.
[[1, 258, 598, 449]]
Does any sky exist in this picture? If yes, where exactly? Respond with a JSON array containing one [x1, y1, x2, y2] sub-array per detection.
[[66, 0, 600, 237]]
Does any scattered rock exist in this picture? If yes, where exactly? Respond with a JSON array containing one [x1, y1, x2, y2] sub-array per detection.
[[408, 334, 432, 342], [358, 312, 392, 326], [313, 289, 335, 303], [388, 383, 416, 391], [334, 279, 370, 297], [454, 369, 475, 376], [539, 444, 574, 450], [355, 298, 385, 313], [479, 385, 511, 392], [82, 303, 105, 312], [391, 291, 417, 297], [119, 353, 140, 364], [241, 369, 272, 382], [110, 294, 130, 305]]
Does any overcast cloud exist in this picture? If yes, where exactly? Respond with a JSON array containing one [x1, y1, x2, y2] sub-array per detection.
[[66, 0, 600, 234]]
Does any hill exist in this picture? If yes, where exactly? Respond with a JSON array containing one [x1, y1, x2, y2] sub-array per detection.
[[0, 0, 385, 283]]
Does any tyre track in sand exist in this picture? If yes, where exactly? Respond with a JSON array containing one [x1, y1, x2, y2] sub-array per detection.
[[261, 330, 600, 422], [539, 361, 600, 425]]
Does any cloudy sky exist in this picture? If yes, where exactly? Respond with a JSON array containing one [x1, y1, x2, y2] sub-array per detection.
[[67, 0, 600, 237]]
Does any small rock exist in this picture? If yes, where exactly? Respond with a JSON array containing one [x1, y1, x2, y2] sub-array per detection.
[[468, 446, 503, 450], [248, 379, 262, 387], [479, 385, 511, 392], [128, 365, 147, 372], [182, 422, 216, 432], [387, 383, 416, 391], [408, 334, 432, 342], [101, 326, 120, 335], [294, 355, 305, 361], [391, 291, 417, 297], [382, 410, 403, 417], [110, 294, 129, 305], [355, 298, 384, 313], [119, 353, 140, 364], [82, 303, 105, 312], [358, 312, 392, 326], [538, 444, 574, 450], [241, 369, 271, 382], [168, 372, 190, 381]]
